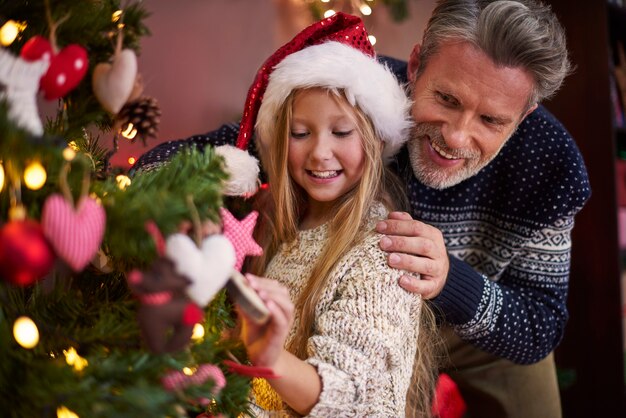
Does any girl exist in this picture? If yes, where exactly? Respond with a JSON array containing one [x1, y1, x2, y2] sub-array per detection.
[[235, 13, 436, 418]]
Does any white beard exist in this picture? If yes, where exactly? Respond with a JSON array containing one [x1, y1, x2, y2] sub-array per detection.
[[407, 122, 507, 190]]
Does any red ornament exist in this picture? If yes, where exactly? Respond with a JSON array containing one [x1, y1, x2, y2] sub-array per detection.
[[20, 36, 88, 100], [0, 219, 55, 286]]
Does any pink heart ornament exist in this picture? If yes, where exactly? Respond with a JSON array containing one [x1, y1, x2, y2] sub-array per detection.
[[41, 194, 106, 272], [165, 234, 236, 306], [92, 49, 138, 114], [20, 36, 88, 100]]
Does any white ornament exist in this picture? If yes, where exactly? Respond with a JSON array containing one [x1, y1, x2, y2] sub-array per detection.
[[0, 48, 49, 135], [92, 49, 137, 114], [165, 233, 236, 306]]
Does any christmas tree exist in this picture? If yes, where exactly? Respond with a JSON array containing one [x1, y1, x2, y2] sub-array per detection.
[[0, 1, 256, 416]]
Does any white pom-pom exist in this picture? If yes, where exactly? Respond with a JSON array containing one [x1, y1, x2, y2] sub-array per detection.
[[214, 145, 260, 197]]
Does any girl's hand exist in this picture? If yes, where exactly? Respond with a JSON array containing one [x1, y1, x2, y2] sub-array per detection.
[[238, 274, 294, 369]]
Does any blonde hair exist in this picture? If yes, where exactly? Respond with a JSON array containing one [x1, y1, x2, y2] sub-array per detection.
[[249, 87, 436, 417]]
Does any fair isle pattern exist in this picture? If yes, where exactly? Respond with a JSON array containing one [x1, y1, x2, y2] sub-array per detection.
[[399, 106, 590, 364], [41, 194, 106, 272]]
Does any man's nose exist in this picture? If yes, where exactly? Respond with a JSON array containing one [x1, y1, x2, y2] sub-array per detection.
[[442, 113, 472, 149]]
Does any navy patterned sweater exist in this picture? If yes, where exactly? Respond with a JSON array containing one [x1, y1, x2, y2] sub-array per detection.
[[132, 60, 591, 365]]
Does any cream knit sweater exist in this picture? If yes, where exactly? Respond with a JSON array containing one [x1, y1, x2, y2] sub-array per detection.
[[250, 202, 422, 417]]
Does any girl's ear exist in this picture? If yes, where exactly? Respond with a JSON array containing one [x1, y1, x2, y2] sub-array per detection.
[[407, 44, 422, 84]]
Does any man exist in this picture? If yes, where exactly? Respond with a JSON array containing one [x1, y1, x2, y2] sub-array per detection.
[[133, 1, 590, 416], [375, 1, 590, 417]]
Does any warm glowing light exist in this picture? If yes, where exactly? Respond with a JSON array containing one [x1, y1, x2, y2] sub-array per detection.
[[68, 141, 79, 151], [13, 316, 39, 349], [368, 35, 377, 46], [112, 10, 123, 22], [192, 323, 205, 340], [0, 162, 4, 193], [321, 0, 330, 2], [360, 4, 372, 15], [116, 174, 131, 190], [23, 161, 47, 190], [63, 147, 76, 161], [64, 347, 89, 371], [127, 156, 136, 165], [57, 405, 79, 418], [183, 367, 194, 376], [121, 123, 138, 140], [324, 9, 336, 18], [0, 20, 22, 46], [8, 204, 26, 221]]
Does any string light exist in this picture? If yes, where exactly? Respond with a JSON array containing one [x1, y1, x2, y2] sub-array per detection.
[[121, 123, 138, 140], [0, 20, 26, 46], [64, 347, 88, 371], [116, 174, 131, 190], [368, 35, 377, 45], [23, 161, 47, 190], [127, 156, 136, 165], [0, 162, 4, 193], [57, 406, 79, 418], [63, 147, 76, 161], [192, 323, 205, 340], [183, 367, 194, 376], [13, 316, 39, 349], [8, 204, 26, 221], [112, 10, 123, 22], [360, 4, 372, 15], [67, 141, 79, 151], [324, 9, 336, 18]]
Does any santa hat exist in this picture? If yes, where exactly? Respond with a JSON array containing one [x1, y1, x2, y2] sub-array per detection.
[[236, 12, 412, 162]]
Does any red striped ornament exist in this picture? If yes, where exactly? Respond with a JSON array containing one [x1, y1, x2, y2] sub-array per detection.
[[41, 194, 106, 272]]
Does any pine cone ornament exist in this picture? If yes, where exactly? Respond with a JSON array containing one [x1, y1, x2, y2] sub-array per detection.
[[117, 96, 161, 144]]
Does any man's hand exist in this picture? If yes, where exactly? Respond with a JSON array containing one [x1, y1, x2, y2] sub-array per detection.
[[376, 211, 449, 299]]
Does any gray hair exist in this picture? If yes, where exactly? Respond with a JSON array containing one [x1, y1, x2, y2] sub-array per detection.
[[417, 0, 572, 106]]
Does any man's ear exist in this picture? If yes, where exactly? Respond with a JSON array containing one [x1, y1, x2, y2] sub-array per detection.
[[407, 44, 422, 83], [522, 103, 539, 120]]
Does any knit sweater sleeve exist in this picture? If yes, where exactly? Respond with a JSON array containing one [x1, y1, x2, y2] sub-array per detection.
[[433, 215, 574, 364], [304, 234, 422, 417], [130, 122, 259, 173]]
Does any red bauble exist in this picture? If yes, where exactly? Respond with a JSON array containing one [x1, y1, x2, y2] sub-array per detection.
[[20, 36, 88, 100], [0, 219, 55, 286]]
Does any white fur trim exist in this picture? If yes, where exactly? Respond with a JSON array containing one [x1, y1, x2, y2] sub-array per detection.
[[256, 41, 412, 161], [215, 145, 260, 197]]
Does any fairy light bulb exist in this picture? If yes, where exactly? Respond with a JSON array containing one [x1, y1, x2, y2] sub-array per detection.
[[64, 347, 88, 371], [57, 406, 79, 418], [13, 316, 39, 349], [67, 141, 79, 151], [0, 20, 20, 46], [183, 367, 194, 376], [0, 162, 4, 193], [192, 323, 205, 340], [116, 174, 131, 190], [23, 161, 47, 190], [324, 9, 336, 18], [63, 147, 76, 161], [121, 123, 138, 140], [127, 156, 136, 165], [360, 4, 372, 15], [368, 35, 377, 46], [112, 10, 123, 22]]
